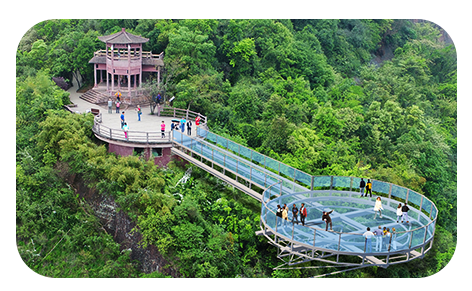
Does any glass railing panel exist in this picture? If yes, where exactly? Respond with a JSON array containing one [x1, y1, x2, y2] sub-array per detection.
[[266, 209, 277, 230], [265, 157, 280, 175], [408, 191, 422, 210], [391, 185, 407, 201], [333, 176, 351, 190], [206, 131, 217, 144], [389, 232, 403, 252], [226, 139, 238, 155], [265, 175, 280, 189], [421, 198, 432, 216], [313, 176, 331, 189], [239, 146, 252, 161], [225, 155, 238, 173], [252, 151, 265, 167], [431, 204, 437, 220], [427, 222, 435, 242], [250, 167, 265, 187], [295, 170, 312, 189], [200, 144, 214, 160], [279, 163, 293, 179], [351, 177, 362, 192], [237, 161, 251, 180], [217, 136, 228, 150], [213, 150, 225, 166], [173, 130, 182, 143], [343, 233, 366, 253], [411, 227, 426, 249], [372, 180, 390, 197]]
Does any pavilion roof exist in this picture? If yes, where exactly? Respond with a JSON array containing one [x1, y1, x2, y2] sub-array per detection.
[[98, 28, 149, 44]]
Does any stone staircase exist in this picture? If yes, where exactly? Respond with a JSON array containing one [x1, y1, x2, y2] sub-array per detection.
[[79, 89, 109, 104]]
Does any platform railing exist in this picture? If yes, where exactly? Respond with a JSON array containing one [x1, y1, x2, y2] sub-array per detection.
[[92, 118, 172, 144], [260, 181, 437, 257]]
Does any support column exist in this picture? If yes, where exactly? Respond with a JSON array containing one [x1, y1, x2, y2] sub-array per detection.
[[157, 67, 161, 88], [128, 44, 131, 98], [94, 64, 97, 87]]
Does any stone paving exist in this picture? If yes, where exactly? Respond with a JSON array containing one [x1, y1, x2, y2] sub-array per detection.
[[67, 84, 199, 138]]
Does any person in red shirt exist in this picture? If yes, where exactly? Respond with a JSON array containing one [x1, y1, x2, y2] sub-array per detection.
[[300, 203, 307, 226], [195, 115, 201, 126]]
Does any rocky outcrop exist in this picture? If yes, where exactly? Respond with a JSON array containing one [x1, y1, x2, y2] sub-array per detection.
[[57, 162, 180, 277], [410, 19, 457, 44]]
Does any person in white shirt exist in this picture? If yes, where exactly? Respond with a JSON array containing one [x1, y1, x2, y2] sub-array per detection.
[[363, 227, 375, 253], [396, 203, 402, 223], [374, 197, 384, 219]]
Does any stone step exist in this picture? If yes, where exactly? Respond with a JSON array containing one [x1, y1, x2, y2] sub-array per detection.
[[79, 89, 109, 104]]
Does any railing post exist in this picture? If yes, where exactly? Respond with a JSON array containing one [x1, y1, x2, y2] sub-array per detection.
[[109, 128, 112, 139], [338, 233, 342, 251], [146, 132, 149, 143], [311, 176, 314, 191]]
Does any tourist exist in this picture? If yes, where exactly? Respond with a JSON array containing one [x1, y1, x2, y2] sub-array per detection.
[[363, 227, 375, 253], [108, 98, 113, 114], [187, 119, 192, 135], [366, 179, 373, 197], [120, 111, 125, 129], [136, 105, 142, 121], [276, 205, 283, 227], [401, 203, 410, 223], [161, 121, 166, 138], [396, 203, 402, 223], [391, 228, 397, 250], [292, 204, 299, 224], [299, 203, 307, 226], [157, 93, 161, 104], [282, 204, 289, 226], [385, 228, 391, 251], [115, 99, 121, 113], [373, 225, 383, 252], [123, 122, 129, 140], [374, 197, 384, 219], [180, 116, 186, 133], [115, 90, 121, 102], [322, 209, 334, 231], [195, 115, 201, 126], [359, 178, 366, 197]]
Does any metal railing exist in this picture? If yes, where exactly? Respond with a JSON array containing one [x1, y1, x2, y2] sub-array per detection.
[[92, 119, 172, 144], [91, 107, 208, 144], [260, 180, 437, 257]]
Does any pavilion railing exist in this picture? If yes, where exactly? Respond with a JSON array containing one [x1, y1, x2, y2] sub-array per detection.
[[92, 117, 172, 144], [91, 107, 208, 144]]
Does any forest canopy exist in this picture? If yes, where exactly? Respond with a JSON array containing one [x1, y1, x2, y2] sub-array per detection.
[[15, 19, 456, 278]]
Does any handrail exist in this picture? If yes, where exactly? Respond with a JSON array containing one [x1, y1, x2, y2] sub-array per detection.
[[260, 181, 438, 255]]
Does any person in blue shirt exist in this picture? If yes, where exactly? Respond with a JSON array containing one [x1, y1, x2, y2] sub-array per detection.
[[120, 111, 125, 129], [180, 116, 186, 133]]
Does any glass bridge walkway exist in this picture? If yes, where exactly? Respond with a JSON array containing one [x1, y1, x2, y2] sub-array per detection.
[[171, 127, 438, 271]]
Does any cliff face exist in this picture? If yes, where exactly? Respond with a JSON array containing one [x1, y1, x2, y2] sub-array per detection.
[[370, 19, 454, 67], [410, 19, 457, 44], [59, 163, 180, 277]]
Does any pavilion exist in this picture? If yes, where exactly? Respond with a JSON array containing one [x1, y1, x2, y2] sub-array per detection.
[[88, 28, 164, 104]]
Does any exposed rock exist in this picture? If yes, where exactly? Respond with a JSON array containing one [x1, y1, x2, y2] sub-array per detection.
[[58, 163, 180, 277]]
